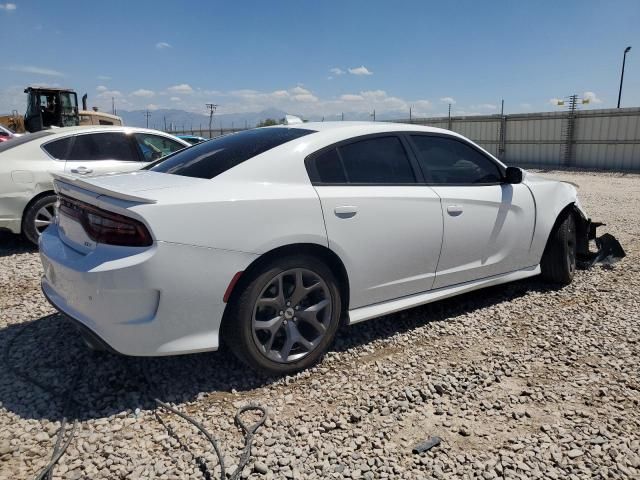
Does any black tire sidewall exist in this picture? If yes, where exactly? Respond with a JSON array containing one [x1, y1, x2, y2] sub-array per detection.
[[23, 194, 57, 245], [226, 255, 341, 375]]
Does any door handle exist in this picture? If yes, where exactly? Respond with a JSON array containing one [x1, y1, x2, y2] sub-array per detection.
[[334, 206, 358, 218], [446, 205, 463, 216], [70, 166, 93, 175]]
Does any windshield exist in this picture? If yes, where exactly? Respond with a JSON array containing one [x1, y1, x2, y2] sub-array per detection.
[[147, 127, 315, 179], [0, 130, 54, 154]]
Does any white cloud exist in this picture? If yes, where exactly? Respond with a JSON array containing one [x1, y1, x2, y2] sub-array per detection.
[[361, 90, 387, 100], [473, 103, 498, 111], [131, 89, 155, 98], [8, 65, 64, 76], [167, 83, 194, 94], [348, 65, 373, 76], [146, 104, 159, 110], [155, 42, 171, 50], [170, 97, 181, 102], [97, 88, 122, 99], [583, 91, 602, 104], [340, 94, 364, 101], [0, 3, 17, 11], [271, 90, 290, 99], [440, 97, 456, 104], [96, 85, 108, 92], [329, 67, 345, 76]]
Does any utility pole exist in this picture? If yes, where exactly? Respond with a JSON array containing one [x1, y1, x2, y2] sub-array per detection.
[[498, 99, 506, 160], [409, 107, 412, 123], [341, 112, 344, 121], [448, 104, 452, 130], [371, 109, 376, 122], [618, 46, 632, 108], [206, 103, 218, 139], [111, 97, 115, 115], [144, 110, 151, 128]]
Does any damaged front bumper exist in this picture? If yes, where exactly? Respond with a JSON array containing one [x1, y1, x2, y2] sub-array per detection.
[[577, 218, 626, 267]]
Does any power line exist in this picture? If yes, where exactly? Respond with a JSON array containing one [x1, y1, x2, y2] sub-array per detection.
[[143, 110, 152, 128]]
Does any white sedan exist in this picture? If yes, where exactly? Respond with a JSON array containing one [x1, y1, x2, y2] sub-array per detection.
[[0, 126, 189, 244], [39, 122, 596, 375]]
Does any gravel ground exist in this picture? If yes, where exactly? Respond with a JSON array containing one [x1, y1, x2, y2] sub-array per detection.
[[1, 170, 639, 480]]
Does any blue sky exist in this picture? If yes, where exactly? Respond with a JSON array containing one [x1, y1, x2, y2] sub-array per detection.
[[1, 0, 639, 118]]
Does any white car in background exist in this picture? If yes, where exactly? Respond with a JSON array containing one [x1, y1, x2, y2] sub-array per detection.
[[0, 126, 189, 244], [40, 122, 598, 375]]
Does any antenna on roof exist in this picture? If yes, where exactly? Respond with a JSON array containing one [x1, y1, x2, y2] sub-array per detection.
[[284, 115, 303, 125]]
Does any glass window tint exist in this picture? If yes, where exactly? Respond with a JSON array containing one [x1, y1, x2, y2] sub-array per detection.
[[410, 135, 502, 184], [42, 137, 73, 159], [338, 136, 415, 184], [148, 127, 315, 179], [314, 148, 346, 183], [135, 133, 185, 162], [68, 133, 138, 162]]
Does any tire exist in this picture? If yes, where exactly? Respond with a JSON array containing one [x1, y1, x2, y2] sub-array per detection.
[[540, 211, 577, 285], [23, 194, 58, 246], [223, 254, 342, 376]]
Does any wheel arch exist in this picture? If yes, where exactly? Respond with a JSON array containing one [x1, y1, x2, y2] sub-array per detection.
[[542, 202, 590, 257], [224, 242, 351, 318]]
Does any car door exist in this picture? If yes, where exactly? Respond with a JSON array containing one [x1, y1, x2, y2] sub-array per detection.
[[63, 132, 143, 176], [307, 135, 444, 309], [132, 133, 186, 165], [408, 134, 535, 289]]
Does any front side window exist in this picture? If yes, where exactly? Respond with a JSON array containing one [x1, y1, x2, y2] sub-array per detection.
[[148, 127, 316, 179], [135, 133, 185, 162], [67, 133, 138, 162], [410, 135, 502, 184], [338, 136, 415, 184]]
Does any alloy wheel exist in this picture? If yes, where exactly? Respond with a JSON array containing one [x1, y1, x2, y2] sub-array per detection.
[[35, 202, 56, 235], [251, 268, 332, 363]]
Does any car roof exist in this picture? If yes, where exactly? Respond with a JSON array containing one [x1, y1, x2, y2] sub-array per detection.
[[280, 120, 464, 138]]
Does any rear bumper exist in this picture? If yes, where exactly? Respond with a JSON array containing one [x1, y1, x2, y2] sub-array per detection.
[[39, 224, 258, 356]]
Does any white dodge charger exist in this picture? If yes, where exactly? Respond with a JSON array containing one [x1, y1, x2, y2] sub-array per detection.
[[39, 122, 596, 374]]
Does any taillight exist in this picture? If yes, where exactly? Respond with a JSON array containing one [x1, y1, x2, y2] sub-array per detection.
[[58, 195, 153, 247]]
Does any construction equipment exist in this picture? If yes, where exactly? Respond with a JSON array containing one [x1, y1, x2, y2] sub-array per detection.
[[0, 86, 123, 133]]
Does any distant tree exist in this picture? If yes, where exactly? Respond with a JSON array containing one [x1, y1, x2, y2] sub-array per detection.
[[257, 118, 278, 127]]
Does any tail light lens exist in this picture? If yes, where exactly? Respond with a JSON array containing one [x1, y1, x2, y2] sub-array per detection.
[[58, 195, 153, 247]]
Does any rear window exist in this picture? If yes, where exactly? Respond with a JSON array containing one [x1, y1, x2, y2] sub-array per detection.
[[42, 137, 73, 159], [0, 130, 54, 154], [147, 127, 315, 179]]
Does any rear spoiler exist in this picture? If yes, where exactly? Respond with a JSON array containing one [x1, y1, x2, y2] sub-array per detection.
[[51, 172, 157, 204]]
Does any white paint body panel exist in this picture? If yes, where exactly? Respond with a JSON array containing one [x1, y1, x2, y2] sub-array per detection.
[[431, 183, 536, 288], [315, 185, 443, 308], [38, 122, 589, 356]]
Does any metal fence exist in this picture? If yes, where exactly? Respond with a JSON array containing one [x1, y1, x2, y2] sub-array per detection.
[[166, 107, 640, 171], [393, 107, 640, 171]]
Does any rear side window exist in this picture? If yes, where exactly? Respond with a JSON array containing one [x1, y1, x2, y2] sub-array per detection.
[[148, 127, 315, 179], [339, 136, 415, 184], [68, 133, 138, 162], [43, 137, 73, 159]]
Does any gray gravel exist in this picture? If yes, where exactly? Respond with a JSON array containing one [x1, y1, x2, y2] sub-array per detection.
[[1, 170, 639, 479]]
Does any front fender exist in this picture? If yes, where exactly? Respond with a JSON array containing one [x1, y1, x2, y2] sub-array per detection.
[[523, 172, 588, 262]]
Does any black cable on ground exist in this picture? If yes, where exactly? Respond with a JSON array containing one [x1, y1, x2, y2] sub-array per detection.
[[3, 316, 81, 480], [139, 361, 267, 480]]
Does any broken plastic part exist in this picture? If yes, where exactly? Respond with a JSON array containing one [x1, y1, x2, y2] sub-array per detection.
[[412, 436, 442, 454]]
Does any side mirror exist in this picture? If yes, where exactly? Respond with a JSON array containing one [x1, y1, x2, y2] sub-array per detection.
[[504, 166, 523, 184]]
